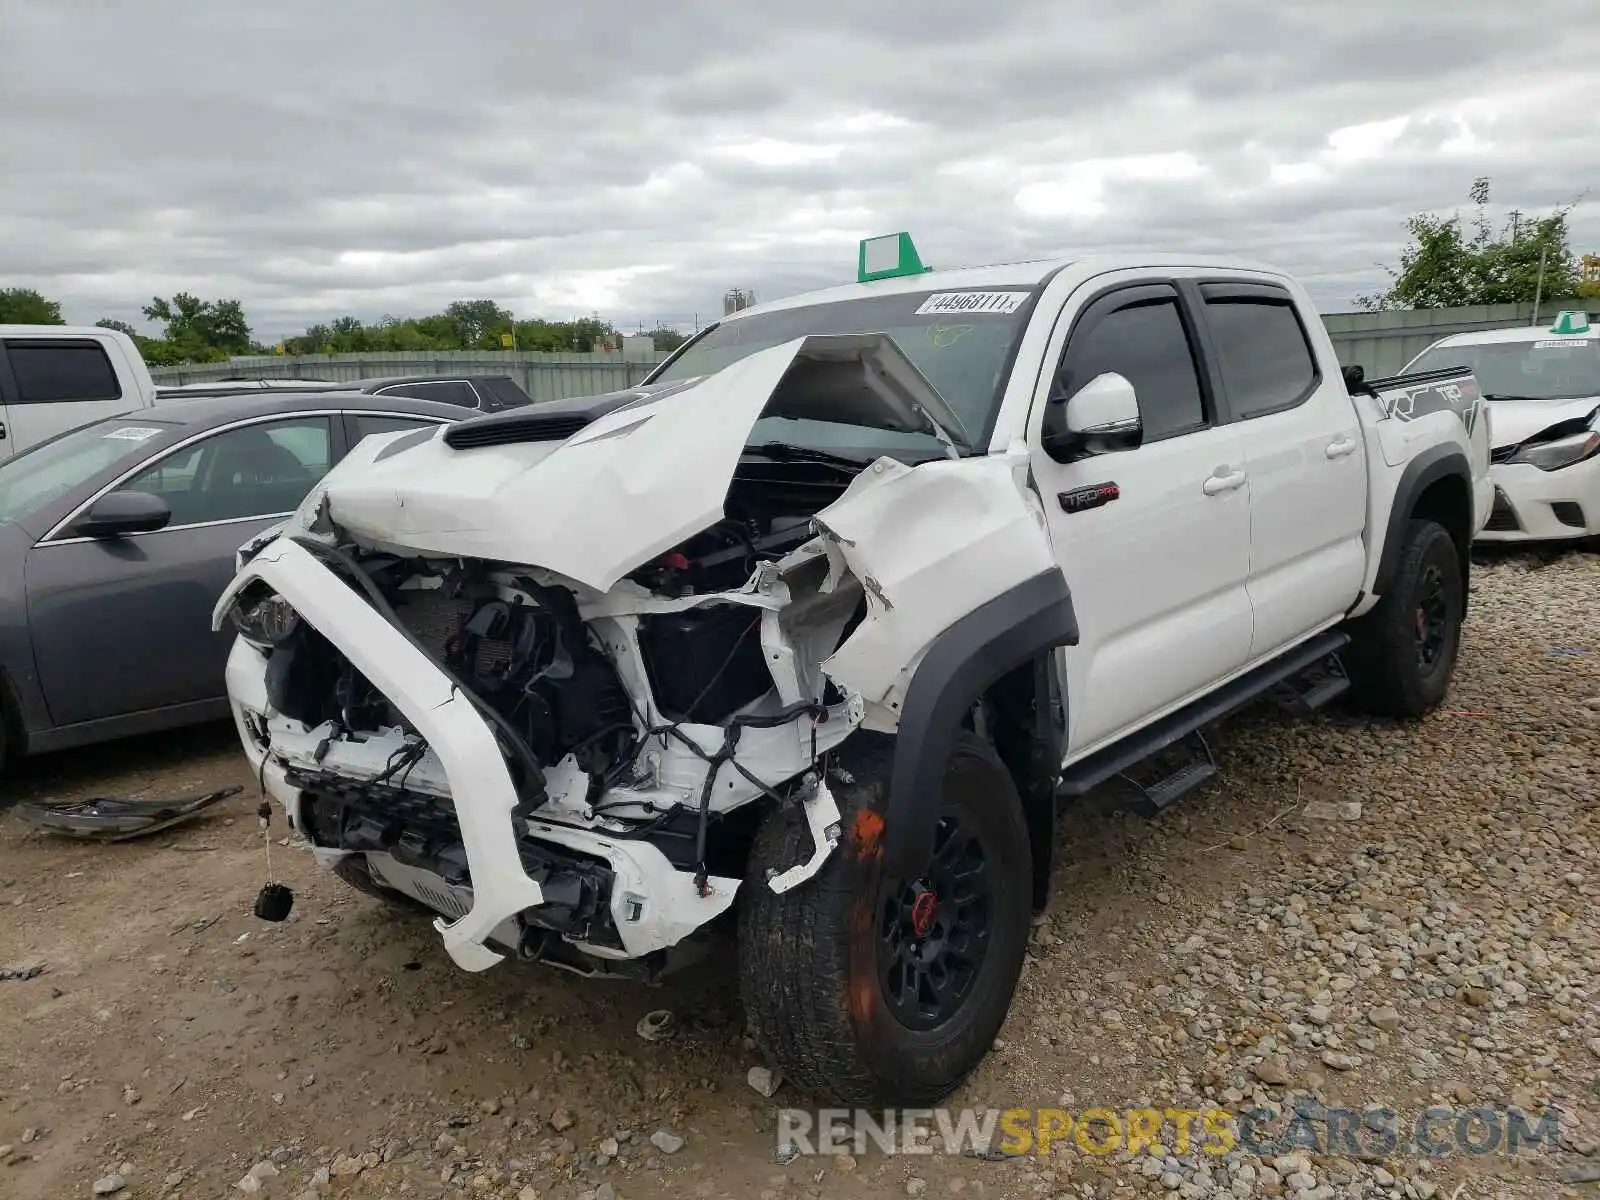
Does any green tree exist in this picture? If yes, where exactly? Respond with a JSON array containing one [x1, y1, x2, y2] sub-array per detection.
[[141, 292, 255, 359], [443, 299, 514, 349], [0, 287, 65, 324], [1357, 177, 1583, 311], [647, 326, 689, 352]]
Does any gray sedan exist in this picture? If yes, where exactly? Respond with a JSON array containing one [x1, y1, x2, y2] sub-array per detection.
[[0, 391, 465, 771]]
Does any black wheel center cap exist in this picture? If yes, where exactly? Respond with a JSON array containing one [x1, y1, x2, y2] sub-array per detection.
[[910, 888, 939, 938]]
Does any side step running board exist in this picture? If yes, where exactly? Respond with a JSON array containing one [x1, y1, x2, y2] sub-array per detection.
[[1271, 651, 1350, 714], [1057, 629, 1351, 800], [1117, 730, 1217, 818]]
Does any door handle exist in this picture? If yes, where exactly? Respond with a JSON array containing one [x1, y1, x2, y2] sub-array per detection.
[[1203, 468, 1247, 496], [1325, 434, 1357, 459]]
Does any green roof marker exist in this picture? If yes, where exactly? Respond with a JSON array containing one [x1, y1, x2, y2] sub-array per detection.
[[1550, 310, 1591, 335], [857, 232, 931, 283]]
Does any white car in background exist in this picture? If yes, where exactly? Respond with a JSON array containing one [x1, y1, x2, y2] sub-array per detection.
[[1404, 310, 1600, 543]]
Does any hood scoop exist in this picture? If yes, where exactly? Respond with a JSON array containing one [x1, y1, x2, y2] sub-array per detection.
[[442, 380, 697, 451]]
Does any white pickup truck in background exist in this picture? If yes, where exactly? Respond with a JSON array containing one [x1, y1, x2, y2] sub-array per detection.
[[0, 326, 160, 461], [215, 239, 1494, 1106]]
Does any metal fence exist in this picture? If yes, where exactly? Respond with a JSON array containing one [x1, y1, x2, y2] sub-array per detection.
[[150, 350, 671, 402], [149, 303, 1600, 397]]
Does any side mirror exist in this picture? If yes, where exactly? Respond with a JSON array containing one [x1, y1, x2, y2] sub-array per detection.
[[72, 491, 172, 539], [1042, 372, 1143, 463]]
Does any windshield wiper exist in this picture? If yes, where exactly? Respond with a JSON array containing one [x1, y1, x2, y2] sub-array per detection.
[[1483, 393, 1561, 402], [743, 441, 874, 471]]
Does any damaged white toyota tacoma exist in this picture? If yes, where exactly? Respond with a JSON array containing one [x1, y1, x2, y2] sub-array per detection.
[[214, 237, 1493, 1105]]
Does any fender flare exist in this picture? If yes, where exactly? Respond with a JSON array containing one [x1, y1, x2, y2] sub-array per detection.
[[1372, 444, 1474, 603], [881, 570, 1079, 877]]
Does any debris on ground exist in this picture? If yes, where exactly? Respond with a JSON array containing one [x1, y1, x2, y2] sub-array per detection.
[[746, 1064, 782, 1097], [634, 1009, 675, 1042], [0, 961, 45, 982], [15, 787, 241, 842]]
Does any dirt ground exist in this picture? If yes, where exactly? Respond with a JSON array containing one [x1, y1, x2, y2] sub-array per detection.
[[2, 549, 1597, 1200]]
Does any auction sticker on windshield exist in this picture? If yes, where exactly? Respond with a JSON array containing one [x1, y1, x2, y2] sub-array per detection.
[[103, 427, 163, 441], [1533, 339, 1589, 349], [914, 291, 1030, 316]]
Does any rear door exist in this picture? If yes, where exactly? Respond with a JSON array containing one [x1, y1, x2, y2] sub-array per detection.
[[0, 337, 138, 458], [1190, 281, 1367, 657], [25, 414, 337, 726]]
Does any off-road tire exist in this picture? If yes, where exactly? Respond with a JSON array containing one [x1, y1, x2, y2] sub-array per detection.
[[1344, 518, 1464, 718], [737, 731, 1032, 1106], [332, 854, 432, 914]]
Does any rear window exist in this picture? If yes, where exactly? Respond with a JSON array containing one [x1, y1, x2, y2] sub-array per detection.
[[6, 340, 124, 403], [376, 381, 480, 408], [1201, 294, 1319, 419]]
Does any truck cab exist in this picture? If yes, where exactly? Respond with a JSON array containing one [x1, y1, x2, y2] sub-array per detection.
[[0, 326, 159, 462]]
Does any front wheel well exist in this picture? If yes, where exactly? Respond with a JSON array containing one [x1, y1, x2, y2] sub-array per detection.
[[979, 654, 1065, 911], [1410, 473, 1473, 582]]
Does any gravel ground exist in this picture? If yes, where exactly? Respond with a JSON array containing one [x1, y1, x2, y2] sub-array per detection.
[[1, 547, 1596, 1200]]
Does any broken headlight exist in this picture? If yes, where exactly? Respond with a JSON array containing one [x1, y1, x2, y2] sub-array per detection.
[[1507, 427, 1600, 472], [229, 584, 300, 650]]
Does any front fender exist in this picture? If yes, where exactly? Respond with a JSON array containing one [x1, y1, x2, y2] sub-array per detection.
[[880, 570, 1078, 876], [807, 450, 1079, 878]]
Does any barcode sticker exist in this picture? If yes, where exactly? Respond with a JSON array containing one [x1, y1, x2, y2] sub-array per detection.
[[914, 291, 1030, 316]]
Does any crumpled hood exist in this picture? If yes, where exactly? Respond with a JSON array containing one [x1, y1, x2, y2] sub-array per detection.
[[305, 333, 963, 593], [1488, 395, 1600, 449]]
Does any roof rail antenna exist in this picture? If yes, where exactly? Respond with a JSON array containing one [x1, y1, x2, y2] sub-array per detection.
[[857, 232, 933, 283]]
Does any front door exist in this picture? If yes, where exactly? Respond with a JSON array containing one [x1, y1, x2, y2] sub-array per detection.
[[26, 415, 336, 727], [1028, 280, 1256, 756]]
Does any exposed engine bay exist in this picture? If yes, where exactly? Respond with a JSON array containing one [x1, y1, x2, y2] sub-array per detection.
[[227, 464, 872, 977], [215, 332, 1061, 977]]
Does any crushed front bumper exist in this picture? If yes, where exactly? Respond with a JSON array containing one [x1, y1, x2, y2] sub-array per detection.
[[213, 538, 747, 971], [1479, 458, 1600, 542]]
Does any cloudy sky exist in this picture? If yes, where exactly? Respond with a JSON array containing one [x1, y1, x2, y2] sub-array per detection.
[[3, 0, 1597, 342]]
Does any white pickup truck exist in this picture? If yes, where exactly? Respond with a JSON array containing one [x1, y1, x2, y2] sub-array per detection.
[[0, 326, 159, 461], [214, 237, 1493, 1106]]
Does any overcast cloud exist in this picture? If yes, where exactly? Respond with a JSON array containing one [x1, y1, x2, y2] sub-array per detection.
[[3, 0, 1598, 341]]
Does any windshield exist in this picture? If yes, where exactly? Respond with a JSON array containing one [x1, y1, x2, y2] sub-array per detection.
[[649, 288, 1037, 458], [1407, 337, 1600, 401], [0, 418, 177, 527]]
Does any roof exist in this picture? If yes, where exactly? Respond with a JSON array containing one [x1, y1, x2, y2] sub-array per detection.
[[347, 373, 515, 388], [143, 390, 469, 427], [0, 324, 124, 337], [1423, 323, 1598, 349], [720, 253, 1291, 320]]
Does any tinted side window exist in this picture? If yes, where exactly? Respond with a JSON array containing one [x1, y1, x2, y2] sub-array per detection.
[[1061, 297, 1206, 441], [7, 341, 123, 403], [117, 417, 332, 526], [378, 381, 479, 408], [349, 414, 439, 444], [1203, 296, 1318, 418]]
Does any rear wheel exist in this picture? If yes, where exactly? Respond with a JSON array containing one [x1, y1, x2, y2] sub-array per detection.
[[738, 731, 1032, 1106], [1345, 518, 1464, 717]]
